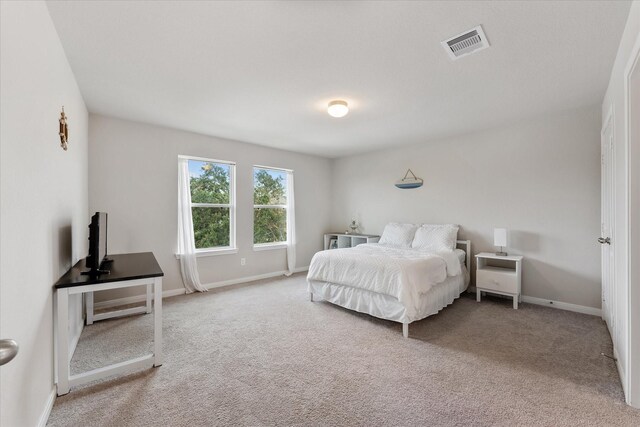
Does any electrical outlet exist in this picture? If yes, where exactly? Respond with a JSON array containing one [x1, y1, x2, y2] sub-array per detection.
[[240, 258, 246, 266]]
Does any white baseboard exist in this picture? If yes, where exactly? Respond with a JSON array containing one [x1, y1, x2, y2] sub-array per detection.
[[203, 266, 309, 290], [521, 295, 601, 317], [469, 286, 601, 316], [37, 387, 56, 427], [94, 267, 310, 309]]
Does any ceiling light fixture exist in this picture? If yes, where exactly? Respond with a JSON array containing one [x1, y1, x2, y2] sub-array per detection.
[[327, 100, 349, 118]]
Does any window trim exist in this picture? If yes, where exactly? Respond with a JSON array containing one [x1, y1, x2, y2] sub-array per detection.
[[252, 166, 291, 248], [179, 155, 236, 252], [252, 243, 287, 251], [180, 155, 235, 166], [253, 204, 287, 209], [175, 247, 239, 259], [253, 164, 293, 173]]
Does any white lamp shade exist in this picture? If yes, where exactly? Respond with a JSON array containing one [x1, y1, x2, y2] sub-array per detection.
[[494, 228, 508, 247]]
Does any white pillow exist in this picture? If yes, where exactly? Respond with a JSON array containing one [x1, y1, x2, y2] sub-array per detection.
[[411, 224, 459, 252], [378, 223, 418, 248]]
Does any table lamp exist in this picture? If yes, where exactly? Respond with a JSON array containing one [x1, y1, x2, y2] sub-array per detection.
[[494, 228, 508, 256]]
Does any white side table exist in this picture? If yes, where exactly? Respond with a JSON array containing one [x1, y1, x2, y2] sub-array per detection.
[[475, 252, 523, 309]]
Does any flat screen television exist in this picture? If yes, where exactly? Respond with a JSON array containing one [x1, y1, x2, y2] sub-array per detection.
[[83, 212, 111, 275]]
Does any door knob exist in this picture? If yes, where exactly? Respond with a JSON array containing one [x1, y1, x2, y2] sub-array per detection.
[[0, 339, 18, 366], [598, 237, 611, 245]]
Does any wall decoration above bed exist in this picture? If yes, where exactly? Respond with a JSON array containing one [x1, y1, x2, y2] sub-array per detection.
[[395, 169, 423, 189]]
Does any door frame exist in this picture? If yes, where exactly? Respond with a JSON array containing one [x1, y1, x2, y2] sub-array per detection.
[[623, 31, 640, 409], [601, 108, 614, 330]]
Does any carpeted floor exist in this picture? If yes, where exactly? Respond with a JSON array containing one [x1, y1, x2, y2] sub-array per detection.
[[48, 273, 640, 426]]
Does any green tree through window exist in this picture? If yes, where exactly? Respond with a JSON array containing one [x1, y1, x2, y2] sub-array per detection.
[[188, 160, 234, 249], [253, 168, 288, 244]]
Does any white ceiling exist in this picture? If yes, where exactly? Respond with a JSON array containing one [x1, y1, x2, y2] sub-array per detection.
[[46, 1, 631, 158]]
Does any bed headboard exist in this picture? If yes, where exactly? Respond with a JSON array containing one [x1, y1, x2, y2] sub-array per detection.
[[456, 240, 471, 269]]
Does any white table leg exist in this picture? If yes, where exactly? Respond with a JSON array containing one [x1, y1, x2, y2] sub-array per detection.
[[476, 289, 481, 302], [402, 322, 409, 338], [85, 291, 94, 325], [146, 283, 153, 314], [513, 296, 518, 310], [153, 277, 163, 367], [56, 288, 70, 395]]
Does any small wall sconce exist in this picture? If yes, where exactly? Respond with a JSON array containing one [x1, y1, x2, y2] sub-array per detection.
[[59, 106, 68, 151]]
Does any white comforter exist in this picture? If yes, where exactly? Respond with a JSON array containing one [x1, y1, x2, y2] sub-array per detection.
[[307, 244, 462, 317]]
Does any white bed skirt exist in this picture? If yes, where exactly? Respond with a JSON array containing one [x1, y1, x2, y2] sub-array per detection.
[[307, 266, 469, 324]]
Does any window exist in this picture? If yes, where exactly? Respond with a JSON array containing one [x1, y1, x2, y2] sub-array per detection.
[[253, 166, 289, 246], [186, 157, 235, 251]]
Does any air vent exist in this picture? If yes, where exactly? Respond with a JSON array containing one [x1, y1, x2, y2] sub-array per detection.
[[441, 25, 490, 60]]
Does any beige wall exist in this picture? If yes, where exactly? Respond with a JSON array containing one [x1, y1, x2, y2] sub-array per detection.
[[601, 0, 640, 407], [88, 114, 332, 302], [0, 2, 89, 425], [331, 106, 602, 309]]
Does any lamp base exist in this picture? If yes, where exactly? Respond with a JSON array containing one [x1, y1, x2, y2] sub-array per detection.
[[495, 251, 508, 256]]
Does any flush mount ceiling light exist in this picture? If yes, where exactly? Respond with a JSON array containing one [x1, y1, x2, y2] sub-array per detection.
[[327, 100, 349, 118]]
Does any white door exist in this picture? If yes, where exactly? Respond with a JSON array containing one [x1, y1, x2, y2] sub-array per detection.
[[626, 34, 640, 408], [600, 113, 615, 333]]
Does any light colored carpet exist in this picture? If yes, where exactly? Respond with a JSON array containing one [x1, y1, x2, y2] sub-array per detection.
[[48, 273, 640, 426]]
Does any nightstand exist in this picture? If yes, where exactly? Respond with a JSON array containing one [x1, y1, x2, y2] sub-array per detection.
[[475, 252, 523, 309]]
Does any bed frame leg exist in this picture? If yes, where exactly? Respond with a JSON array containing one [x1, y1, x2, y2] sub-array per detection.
[[309, 292, 313, 302], [402, 323, 409, 338]]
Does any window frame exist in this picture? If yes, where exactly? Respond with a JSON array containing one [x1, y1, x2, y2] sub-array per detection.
[[180, 155, 236, 255], [252, 165, 292, 250]]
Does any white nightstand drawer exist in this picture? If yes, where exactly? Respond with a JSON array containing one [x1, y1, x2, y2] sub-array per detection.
[[476, 268, 518, 294]]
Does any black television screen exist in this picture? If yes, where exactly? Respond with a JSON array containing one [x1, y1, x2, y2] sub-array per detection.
[[98, 212, 107, 263], [85, 212, 109, 274]]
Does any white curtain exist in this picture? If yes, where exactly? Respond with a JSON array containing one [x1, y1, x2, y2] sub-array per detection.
[[285, 171, 296, 276], [177, 158, 207, 293]]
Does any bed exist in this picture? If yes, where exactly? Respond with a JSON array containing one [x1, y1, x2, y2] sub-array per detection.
[[307, 223, 471, 338]]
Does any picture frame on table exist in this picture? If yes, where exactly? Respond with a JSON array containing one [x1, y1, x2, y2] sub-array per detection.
[[329, 237, 338, 249]]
